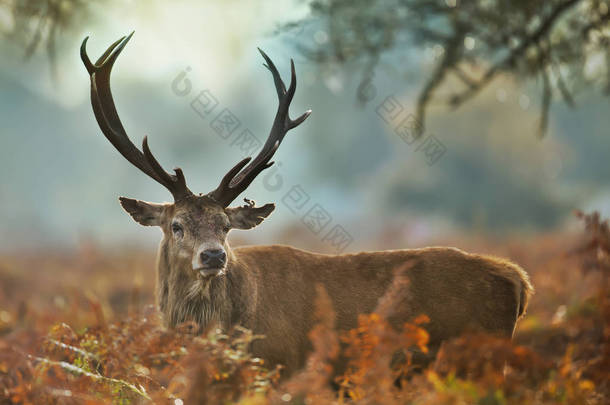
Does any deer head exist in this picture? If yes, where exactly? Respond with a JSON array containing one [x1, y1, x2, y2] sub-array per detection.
[[81, 32, 311, 281]]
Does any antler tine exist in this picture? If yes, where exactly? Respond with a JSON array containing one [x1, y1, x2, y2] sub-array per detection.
[[208, 145, 277, 207], [81, 33, 193, 201], [207, 50, 311, 207], [258, 48, 287, 98], [215, 158, 251, 192], [142, 136, 189, 197], [207, 157, 251, 206], [259, 53, 312, 129]]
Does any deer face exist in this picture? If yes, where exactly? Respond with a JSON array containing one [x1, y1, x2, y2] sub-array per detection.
[[119, 196, 275, 279]]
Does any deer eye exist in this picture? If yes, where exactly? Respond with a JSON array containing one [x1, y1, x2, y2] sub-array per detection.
[[223, 224, 231, 233], [171, 222, 184, 238]]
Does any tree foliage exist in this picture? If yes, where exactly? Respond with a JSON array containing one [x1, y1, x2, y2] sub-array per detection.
[[2, 1, 608, 134], [0, 0, 102, 77], [287, 0, 610, 136]]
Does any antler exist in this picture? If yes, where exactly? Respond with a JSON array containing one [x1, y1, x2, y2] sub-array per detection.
[[207, 49, 311, 207], [81, 32, 193, 201]]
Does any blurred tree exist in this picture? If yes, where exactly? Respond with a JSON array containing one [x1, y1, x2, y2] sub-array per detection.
[[285, 0, 610, 136], [3, 0, 607, 136], [370, 93, 577, 230], [0, 0, 101, 78]]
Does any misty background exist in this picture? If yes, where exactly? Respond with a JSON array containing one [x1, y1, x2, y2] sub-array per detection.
[[0, 0, 608, 253]]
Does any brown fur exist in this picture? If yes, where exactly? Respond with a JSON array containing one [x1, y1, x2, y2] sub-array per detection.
[[82, 35, 533, 376], [138, 196, 533, 375], [224, 245, 532, 373]]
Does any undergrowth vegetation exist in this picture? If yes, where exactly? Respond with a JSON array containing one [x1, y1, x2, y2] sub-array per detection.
[[0, 212, 608, 404]]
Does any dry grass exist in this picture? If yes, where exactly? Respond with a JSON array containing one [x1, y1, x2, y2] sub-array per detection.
[[0, 212, 608, 404]]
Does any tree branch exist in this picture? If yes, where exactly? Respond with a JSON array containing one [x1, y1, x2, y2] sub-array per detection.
[[447, 0, 581, 108]]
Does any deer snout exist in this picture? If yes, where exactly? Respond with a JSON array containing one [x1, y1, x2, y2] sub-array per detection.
[[199, 249, 226, 268], [193, 247, 227, 278]]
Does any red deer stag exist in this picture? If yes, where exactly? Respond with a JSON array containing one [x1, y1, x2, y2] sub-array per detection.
[[80, 33, 533, 374]]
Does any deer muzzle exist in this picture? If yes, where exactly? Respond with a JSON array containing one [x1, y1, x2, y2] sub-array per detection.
[[193, 246, 227, 278]]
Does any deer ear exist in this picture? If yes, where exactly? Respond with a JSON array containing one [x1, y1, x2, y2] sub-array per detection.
[[226, 202, 275, 230], [119, 197, 166, 226]]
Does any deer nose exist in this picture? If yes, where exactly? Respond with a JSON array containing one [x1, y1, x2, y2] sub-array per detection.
[[200, 249, 226, 267]]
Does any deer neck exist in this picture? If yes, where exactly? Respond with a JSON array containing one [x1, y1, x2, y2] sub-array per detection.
[[156, 247, 234, 331]]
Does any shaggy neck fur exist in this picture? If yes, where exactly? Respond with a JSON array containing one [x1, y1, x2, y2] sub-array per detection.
[[156, 245, 244, 331]]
